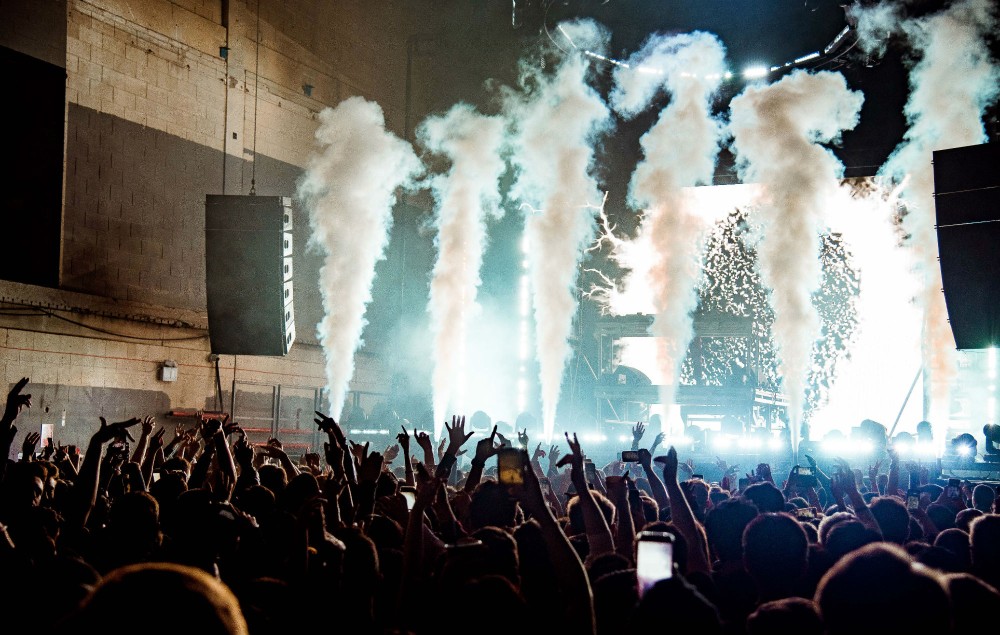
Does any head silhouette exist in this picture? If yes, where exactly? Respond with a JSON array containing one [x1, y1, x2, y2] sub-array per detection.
[[705, 496, 759, 564], [742, 513, 809, 602], [815, 543, 950, 635], [743, 482, 785, 513], [72, 562, 247, 634]]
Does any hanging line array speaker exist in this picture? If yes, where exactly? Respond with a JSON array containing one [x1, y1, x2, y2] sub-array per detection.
[[933, 142, 1000, 350], [205, 195, 295, 355]]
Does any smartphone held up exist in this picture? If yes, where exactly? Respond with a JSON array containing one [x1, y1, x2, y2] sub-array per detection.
[[400, 485, 417, 510], [636, 531, 674, 597], [497, 448, 527, 486]]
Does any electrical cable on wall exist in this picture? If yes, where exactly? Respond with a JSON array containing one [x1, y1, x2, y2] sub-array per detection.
[[249, 0, 262, 196], [0, 302, 207, 342]]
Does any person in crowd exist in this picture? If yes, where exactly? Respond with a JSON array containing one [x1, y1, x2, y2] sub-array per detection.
[[4, 375, 1000, 635]]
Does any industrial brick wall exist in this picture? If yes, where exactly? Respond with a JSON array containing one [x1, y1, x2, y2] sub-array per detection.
[[0, 0, 422, 451], [0, 0, 67, 68], [0, 317, 387, 451], [58, 0, 410, 330]]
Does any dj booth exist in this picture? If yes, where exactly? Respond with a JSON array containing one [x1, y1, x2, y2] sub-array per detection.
[[593, 313, 787, 433]]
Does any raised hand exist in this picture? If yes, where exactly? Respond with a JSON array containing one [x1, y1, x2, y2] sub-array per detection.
[[650, 431, 665, 451], [383, 443, 401, 464], [444, 415, 474, 455], [140, 415, 155, 436], [22, 431, 41, 459], [358, 451, 384, 484], [632, 421, 646, 446], [324, 441, 344, 471], [222, 418, 241, 436], [518, 427, 529, 450], [868, 460, 883, 488], [557, 432, 585, 471], [94, 416, 141, 444], [148, 428, 166, 452], [474, 425, 501, 463], [803, 454, 819, 470], [436, 435, 447, 461], [661, 446, 679, 483], [832, 457, 857, 494], [314, 410, 341, 436], [548, 444, 562, 467], [3, 377, 31, 424], [41, 437, 55, 460], [233, 433, 254, 467], [349, 440, 370, 464], [532, 442, 546, 462], [637, 448, 652, 467], [396, 425, 411, 453], [495, 430, 512, 449], [414, 431, 433, 455], [199, 417, 222, 441], [715, 456, 729, 473], [678, 458, 694, 479]]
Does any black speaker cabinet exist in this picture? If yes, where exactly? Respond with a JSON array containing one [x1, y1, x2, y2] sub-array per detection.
[[205, 195, 295, 355], [934, 142, 1000, 350]]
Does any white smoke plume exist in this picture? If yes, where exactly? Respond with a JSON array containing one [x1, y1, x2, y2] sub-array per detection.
[[507, 20, 612, 441], [855, 0, 999, 408], [610, 32, 727, 424], [728, 70, 863, 454], [300, 97, 422, 420], [847, 1, 901, 58], [418, 104, 507, 439]]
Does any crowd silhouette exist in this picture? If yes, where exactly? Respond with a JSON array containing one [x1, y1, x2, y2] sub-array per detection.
[[1, 377, 999, 634]]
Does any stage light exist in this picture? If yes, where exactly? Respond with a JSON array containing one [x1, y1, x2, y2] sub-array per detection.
[[712, 436, 732, 450], [985, 424, 1000, 457], [618, 435, 630, 443], [768, 437, 783, 450], [893, 431, 915, 447], [742, 66, 768, 79], [949, 432, 977, 460]]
